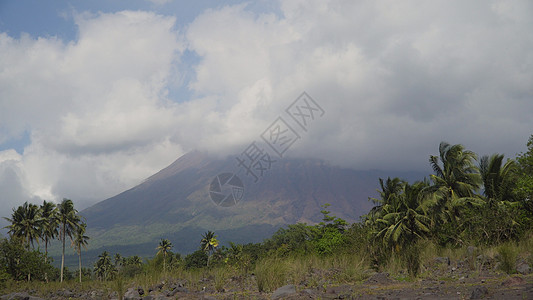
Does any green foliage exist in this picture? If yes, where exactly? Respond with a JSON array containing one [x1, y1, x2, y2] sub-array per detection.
[[156, 238, 173, 272], [94, 251, 116, 281], [184, 249, 208, 269], [0, 236, 55, 282], [516, 134, 533, 174], [200, 231, 219, 266], [2, 199, 88, 283], [226, 242, 251, 274], [3, 202, 42, 249], [314, 227, 345, 256], [319, 203, 348, 233], [265, 223, 317, 255], [514, 135, 533, 214]]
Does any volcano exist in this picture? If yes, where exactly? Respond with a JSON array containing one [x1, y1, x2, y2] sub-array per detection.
[[75, 150, 423, 263]]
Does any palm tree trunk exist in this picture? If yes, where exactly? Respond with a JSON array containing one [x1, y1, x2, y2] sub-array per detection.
[[44, 238, 49, 283], [61, 223, 65, 282], [44, 238, 48, 263], [163, 253, 166, 272], [78, 250, 82, 283]]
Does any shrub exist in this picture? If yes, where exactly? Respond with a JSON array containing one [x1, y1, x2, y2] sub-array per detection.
[[497, 243, 517, 274], [184, 250, 208, 269], [314, 228, 345, 256], [403, 243, 421, 278]]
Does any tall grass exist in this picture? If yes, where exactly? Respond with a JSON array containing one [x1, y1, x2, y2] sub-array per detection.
[[498, 242, 518, 274], [254, 257, 288, 292], [214, 267, 230, 292], [113, 276, 125, 299], [253, 252, 367, 292]]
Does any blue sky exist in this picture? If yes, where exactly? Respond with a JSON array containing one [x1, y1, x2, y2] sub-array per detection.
[[1, 0, 533, 221], [0, 0, 280, 42]]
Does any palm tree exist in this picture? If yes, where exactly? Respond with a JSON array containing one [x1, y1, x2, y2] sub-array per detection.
[[367, 177, 405, 225], [476, 154, 521, 243], [156, 238, 173, 272], [4, 202, 42, 249], [127, 255, 143, 267], [58, 198, 80, 282], [376, 181, 431, 249], [426, 142, 482, 226], [200, 231, 219, 266], [40, 200, 58, 262], [72, 222, 89, 283], [370, 177, 405, 207], [370, 180, 431, 277], [114, 253, 123, 271], [94, 251, 114, 281], [479, 154, 517, 203], [4, 202, 43, 281]]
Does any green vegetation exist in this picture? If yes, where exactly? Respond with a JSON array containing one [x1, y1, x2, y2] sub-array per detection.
[[1, 135, 533, 296], [156, 238, 172, 272], [200, 230, 219, 266], [2, 198, 87, 284]]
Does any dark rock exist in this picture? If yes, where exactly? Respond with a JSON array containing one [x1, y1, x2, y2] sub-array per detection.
[[364, 272, 393, 285], [88, 290, 104, 299], [502, 276, 524, 286], [516, 262, 531, 275], [124, 287, 142, 300], [138, 287, 145, 296], [1, 292, 45, 300], [143, 296, 171, 300], [435, 257, 450, 265], [470, 286, 488, 299], [301, 289, 316, 295], [109, 291, 118, 299], [55, 289, 74, 298], [271, 284, 297, 299], [167, 287, 189, 296]]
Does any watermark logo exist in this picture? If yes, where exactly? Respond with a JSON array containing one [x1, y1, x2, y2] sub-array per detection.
[[209, 173, 244, 207], [209, 92, 324, 207], [286, 92, 325, 132]]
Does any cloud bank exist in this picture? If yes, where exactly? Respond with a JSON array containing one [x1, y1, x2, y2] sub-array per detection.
[[1, 1, 532, 220]]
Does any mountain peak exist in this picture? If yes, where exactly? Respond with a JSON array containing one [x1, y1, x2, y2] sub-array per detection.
[[142, 150, 211, 184]]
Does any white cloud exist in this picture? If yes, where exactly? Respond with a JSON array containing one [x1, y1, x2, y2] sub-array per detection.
[[184, 0, 533, 170], [0, 10, 186, 216]]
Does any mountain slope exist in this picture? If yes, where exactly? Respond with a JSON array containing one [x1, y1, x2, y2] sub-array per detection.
[[74, 151, 424, 265]]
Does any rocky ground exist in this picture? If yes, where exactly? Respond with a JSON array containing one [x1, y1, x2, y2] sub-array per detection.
[[2, 255, 532, 299]]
